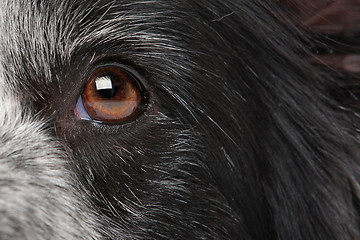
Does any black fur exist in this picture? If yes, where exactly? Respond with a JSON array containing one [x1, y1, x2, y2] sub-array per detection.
[[1, 0, 359, 239]]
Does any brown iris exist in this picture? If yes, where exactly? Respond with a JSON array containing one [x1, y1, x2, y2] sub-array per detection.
[[81, 66, 145, 123]]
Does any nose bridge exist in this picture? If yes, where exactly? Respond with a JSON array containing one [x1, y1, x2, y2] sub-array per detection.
[[0, 82, 98, 239], [0, 85, 58, 238]]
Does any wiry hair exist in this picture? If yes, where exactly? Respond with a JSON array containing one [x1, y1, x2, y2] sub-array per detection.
[[0, 85, 100, 239], [0, 0, 359, 239]]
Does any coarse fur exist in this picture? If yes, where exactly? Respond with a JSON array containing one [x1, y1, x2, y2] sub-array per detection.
[[0, 0, 359, 239]]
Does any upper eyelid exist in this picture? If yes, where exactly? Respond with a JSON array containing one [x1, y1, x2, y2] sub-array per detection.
[[85, 58, 147, 82]]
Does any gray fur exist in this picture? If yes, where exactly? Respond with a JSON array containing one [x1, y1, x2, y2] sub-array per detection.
[[0, 85, 100, 239]]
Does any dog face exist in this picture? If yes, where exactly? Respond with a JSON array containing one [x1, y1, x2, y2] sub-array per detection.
[[1, 0, 359, 239]]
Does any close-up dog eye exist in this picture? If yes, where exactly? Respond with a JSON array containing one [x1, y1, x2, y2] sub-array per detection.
[[75, 65, 147, 124], [2, 0, 360, 239]]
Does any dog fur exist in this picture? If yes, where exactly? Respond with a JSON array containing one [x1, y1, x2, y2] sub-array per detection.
[[0, 0, 359, 239]]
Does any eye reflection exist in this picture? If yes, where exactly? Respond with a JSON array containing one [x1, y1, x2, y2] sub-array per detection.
[[95, 76, 118, 98]]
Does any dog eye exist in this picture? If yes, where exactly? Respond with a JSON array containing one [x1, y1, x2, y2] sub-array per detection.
[[75, 65, 147, 124]]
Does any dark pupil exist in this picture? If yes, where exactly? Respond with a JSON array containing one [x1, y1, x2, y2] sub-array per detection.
[[95, 75, 118, 99]]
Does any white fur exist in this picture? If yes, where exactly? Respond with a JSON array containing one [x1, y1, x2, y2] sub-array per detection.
[[0, 71, 100, 239]]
